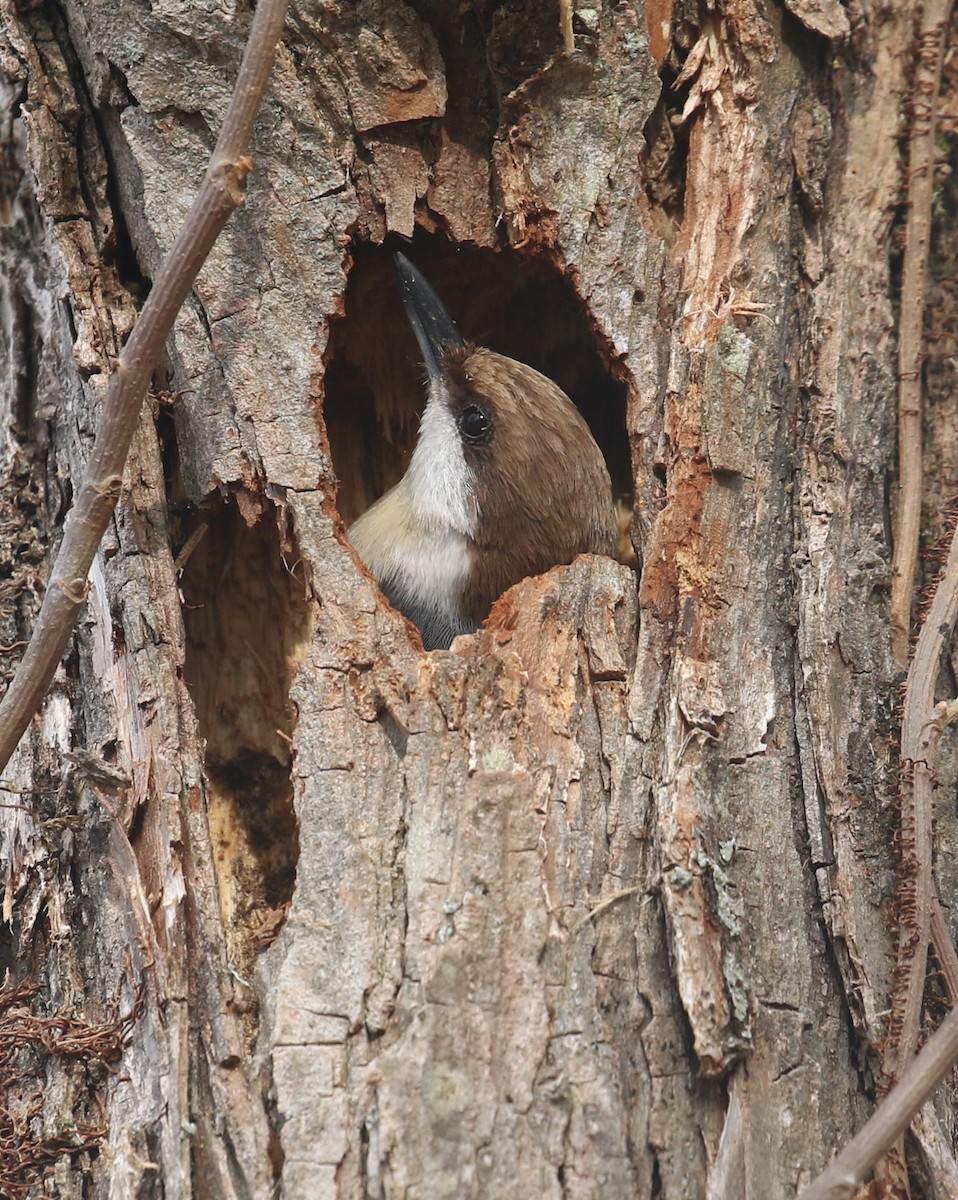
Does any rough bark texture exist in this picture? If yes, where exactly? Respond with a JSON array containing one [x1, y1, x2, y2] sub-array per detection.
[[0, 0, 956, 1197]]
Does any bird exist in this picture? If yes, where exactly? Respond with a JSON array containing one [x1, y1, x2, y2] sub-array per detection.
[[348, 252, 617, 650]]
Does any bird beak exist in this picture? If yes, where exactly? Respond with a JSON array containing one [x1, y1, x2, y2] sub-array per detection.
[[394, 252, 465, 382]]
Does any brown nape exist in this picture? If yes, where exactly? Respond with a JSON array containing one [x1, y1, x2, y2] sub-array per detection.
[[442, 345, 618, 624]]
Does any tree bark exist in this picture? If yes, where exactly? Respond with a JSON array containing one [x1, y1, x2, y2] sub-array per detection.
[[0, 1, 956, 1197]]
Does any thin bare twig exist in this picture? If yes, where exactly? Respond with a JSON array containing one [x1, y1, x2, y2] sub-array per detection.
[[798, 488, 958, 1200], [0, 0, 290, 775], [803, 1, 958, 1192], [796, 1000, 958, 1200], [876, 2, 958, 1190], [888, 535, 958, 1092], [885, 512, 958, 1078], [890, 0, 954, 666], [802, 8, 958, 1169]]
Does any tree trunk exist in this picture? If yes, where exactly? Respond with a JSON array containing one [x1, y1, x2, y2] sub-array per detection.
[[1, 0, 955, 1197]]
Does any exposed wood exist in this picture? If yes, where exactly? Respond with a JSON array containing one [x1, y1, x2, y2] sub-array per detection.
[[1, 1, 958, 1197]]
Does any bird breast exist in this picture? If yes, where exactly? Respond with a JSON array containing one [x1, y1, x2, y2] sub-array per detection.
[[348, 479, 476, 649]]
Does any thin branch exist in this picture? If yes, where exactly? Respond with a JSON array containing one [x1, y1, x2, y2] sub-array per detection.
[[884, 509, 958, 1074], [572, 887, 643, 934], [875, 506, 958, 1194], [0, 0, 289, 775], [797, 495, 958, 1200], [796, 1000, 958, 1200], [804, 10, 958, 1153], [890, 0, 954, 666], [883, 522, 958, 1090], [878, 0, 958, 1188]]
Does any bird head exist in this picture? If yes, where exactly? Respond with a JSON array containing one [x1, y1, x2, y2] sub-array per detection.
[[349, 253, 617, 648]]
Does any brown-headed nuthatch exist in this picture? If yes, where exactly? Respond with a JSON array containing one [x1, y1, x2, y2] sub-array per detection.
[[349, 253, 617, 650]]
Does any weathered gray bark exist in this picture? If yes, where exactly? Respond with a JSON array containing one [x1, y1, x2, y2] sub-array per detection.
[[0, 0, 955, 1197]]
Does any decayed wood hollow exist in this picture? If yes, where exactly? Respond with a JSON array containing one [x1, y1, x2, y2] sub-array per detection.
[[178, 497, 311, 987]]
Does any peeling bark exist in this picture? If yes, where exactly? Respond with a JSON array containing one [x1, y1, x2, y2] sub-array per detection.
[[1, 0, 957, 1198]]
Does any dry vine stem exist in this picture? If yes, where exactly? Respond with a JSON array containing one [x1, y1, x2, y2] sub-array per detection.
[[888, 533, 958, 1086], [890, 0, 954, 666], [799, 1, 958, 1191], [0, 0, 290, 775], [798, 503, 958, 1197], [796, 1000, 958, 1200]]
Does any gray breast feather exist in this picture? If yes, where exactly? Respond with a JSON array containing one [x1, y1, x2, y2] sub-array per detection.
[[379, 576, 475, 650]]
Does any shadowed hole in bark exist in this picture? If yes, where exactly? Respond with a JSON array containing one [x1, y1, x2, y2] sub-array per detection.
[[30, 0, 146, 296], [640, 12, 697, 239], [402, 0, 497, 143], [401, 0, 565, 149], [176, 495, 310, 994], [0, 920, 16, 980], [0, 281, 36, 441], [324, 231, 633, 560]]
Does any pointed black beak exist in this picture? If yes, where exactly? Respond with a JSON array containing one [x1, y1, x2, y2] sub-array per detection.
[[394, 252, 465, 382]]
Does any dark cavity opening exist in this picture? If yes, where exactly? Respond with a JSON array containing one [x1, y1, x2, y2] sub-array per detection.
[[176, 495, 310, 987], [640, 12, 695, 239], [324, 231, 632, 550]]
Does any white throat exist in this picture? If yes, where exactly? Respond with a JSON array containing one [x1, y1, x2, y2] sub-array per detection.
[[404, 381, 477, 537], [348, 380, 480, 644]]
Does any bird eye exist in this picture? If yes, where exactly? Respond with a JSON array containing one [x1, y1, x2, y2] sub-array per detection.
[[458, 404, 492, 445]]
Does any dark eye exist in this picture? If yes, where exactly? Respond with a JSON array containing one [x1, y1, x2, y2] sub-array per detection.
[[458, 404, 492, 445]]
